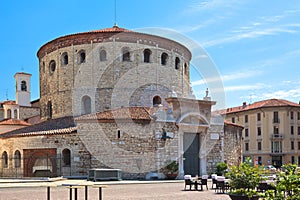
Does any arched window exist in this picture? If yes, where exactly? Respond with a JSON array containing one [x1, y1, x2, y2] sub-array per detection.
[[175, 57, 180, 70], [47, 101, 52, 119], [100, 50, 107, 61], [62, 149, 71, 166], [49, 60, 56, 74], [78, 50, 86, 64], [143, 49, 151, 63], [7, 109, 11, 119], [62, 52, 68, 65], [153, 96, 162, 106], [184, 63, 188, 75], [122, 47, 130, 61], [2, 151, 8, 168], [81, 95, 91, 115], [161, 53, 168, 65], [14, 109, 18, 119], [21, 81, 27, 91], [14, 150, 21, 168]]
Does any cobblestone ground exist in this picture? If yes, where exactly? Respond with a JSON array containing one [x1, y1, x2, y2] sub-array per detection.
[[0, 181, 230, 200]]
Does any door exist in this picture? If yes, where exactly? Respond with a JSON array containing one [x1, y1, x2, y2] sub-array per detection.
[[183, 133, 199, 176]]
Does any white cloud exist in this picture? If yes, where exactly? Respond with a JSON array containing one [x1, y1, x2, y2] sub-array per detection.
[[224, 84, 266, 92], [191, 70, 262, 86], [260, 87, 300, 100]]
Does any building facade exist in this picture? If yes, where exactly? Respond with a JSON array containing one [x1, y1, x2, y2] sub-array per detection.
[[222, 99, 300, 168]]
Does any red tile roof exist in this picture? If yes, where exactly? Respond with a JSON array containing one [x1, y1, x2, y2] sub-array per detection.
[[90, 25, 132, 33], [221, 99, 300, 114], [1, 100, 17, 105], [75, 107, 152, 121], [0, 119, 31, 126], [0, 116, 76, 139]]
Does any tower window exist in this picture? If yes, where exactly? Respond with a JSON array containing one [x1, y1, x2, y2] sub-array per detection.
[[14, 150, 21, 168], [2, 151, 8, 168], [49, 60, 56, 74], [47, 101, 52, 119], [153, 96, 162, 106], [62, 52, 68, 65], [78, 50, 86, 64], [7, 109, 11, 119], [81, 95, 91, 115], [62, 149, 71, 166], [161, 53, 168, 65], [21, 81, 27, 91], [100, 49, 107, 61], [122, 48, 130, 61], [143, 49, 151, 63], [184, 63, 188, 75], [14, 109, 18, 119], [175, 57, 180, 70]]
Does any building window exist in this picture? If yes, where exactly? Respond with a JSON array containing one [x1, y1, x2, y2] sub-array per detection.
[[2, 151, 8, 168], [143, 49, 151, 63], [245, 143, 249, 151], [161, 53, 168, 65], [291, 111, 294, 120], [245, 115, 248, 123], [292, 156, 295, 164], [62, 149, 71, 166], [291, 141, 294, 150], [14, 109, 18, 119], [100, 50, 107, 61], [62, 52, 68, 65], [7, 109, 11, 119], [117, 130, 122, 139], [175, 57, 180, 70], [298, 141, 300, 150], [298, 156, 300, 166], [184, 63, 188, 75], [232, 117, 235, 123], [258, 156, 262, 165], [257, 113, 261, 121], [258, 142, 262, 151], [21, 80, 27, 91], [298, 126, 300, 135], [272, 141, 282, 153], [153, 96, 162, 106], [78, 50, 86, 64], [274, 126, 279, 135], [49, 60, 56, 74], [245, 128, 249, 137], [273, 111, 279, 123], [291, 126, 294, 135], [298, 112, 300, 120], [47, 101, 52, 119], [81, 95, 91, 115], [122, 48, 130, 61], [14, 150, 21, 168], [257, 127, 261, 136]]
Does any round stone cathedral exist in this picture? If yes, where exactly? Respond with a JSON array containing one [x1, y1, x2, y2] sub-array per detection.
[[37, 26, 192, 121]]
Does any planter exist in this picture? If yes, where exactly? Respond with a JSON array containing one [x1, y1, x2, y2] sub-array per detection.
[[228, 194, 259, 200], [165, 173, 178, 180]]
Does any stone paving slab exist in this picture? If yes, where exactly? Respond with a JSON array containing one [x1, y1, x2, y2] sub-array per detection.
[[0, 179, 230, 200]]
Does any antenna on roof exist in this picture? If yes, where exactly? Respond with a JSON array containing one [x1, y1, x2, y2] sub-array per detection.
[[114, 0, 118, 27]]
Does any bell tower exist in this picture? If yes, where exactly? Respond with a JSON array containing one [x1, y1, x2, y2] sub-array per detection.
[[14, 72, 32, 107]]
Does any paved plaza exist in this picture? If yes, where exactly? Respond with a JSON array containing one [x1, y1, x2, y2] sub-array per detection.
[[0, 179, 231, 200]]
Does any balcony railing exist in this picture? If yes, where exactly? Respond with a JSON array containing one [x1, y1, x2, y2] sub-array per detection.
[[270, 134, 284, 140], [273, 118, 280, 123]]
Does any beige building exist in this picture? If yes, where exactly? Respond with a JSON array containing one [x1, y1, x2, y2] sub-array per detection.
[[221, 99, 300, 168]]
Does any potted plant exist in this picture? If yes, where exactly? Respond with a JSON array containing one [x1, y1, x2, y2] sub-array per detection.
[[162, 160, 178, 180], [216, 162, 228, 176], [226, 157, 262, 200]]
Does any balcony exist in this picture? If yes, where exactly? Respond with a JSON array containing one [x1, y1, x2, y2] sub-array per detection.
[[272, 118, 280, 124], [270, 134, 284, 140]]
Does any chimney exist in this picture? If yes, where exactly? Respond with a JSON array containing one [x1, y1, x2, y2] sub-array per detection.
[[242, 102, 247, 109]]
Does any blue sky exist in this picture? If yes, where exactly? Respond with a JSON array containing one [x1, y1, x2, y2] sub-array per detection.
[[1, 0, 300, 109]]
